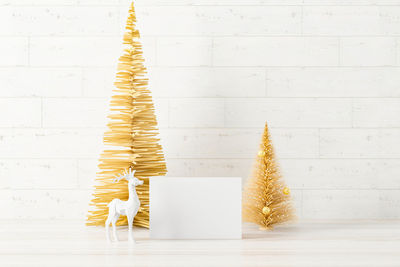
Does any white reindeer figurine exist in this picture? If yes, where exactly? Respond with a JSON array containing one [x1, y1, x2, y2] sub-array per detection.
[[105, 168, 144, 243]]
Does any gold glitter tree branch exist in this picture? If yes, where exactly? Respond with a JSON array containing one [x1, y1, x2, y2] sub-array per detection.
[[86, 2, 167, 228], [242, 122, 295, 230]]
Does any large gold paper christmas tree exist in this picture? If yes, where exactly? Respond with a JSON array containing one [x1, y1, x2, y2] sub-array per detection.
[[87, 2, 167, 228], [243, 122, 294, 230]]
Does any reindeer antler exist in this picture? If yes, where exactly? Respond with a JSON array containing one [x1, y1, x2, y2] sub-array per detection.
[[113, 169, 127, 183], [127, 168, 136, 179], [113, 168, 136, 183]]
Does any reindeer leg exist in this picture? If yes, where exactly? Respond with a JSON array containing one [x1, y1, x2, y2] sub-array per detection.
[[112, 214, 119, 242], [127, 214, 135, 243], [105, 217, 111, 242], [105, 203, 115, 242]]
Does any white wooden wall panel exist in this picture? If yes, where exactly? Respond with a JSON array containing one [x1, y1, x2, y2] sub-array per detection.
[[0, 0, 399, 220]]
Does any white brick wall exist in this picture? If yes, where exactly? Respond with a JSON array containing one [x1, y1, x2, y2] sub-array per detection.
[[1, 0, 399, 221]]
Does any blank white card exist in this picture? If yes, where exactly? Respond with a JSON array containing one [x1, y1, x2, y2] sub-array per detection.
[[150, 177, 242, 239]]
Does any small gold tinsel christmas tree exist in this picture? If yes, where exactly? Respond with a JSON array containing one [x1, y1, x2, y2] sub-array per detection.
[[243, 122, 294, 230], [87, 2, 167, 228]]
